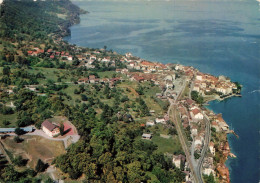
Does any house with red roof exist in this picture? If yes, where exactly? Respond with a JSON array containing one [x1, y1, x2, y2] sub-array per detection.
[[190, 108, 204, 121], [41, 120, 60, 137], [78, 78, 89, 84]]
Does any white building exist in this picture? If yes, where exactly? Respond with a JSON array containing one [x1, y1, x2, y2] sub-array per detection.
[[41, 120, 60, 137], [155, 118, 166, 124], [146, 120, 155, 126], [203, 168, 215, 176], [209, 141, 216, 156], [190, 109, 204, 120]]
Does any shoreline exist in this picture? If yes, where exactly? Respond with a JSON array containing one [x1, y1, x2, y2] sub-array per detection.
[[60, 2, 239, 182]]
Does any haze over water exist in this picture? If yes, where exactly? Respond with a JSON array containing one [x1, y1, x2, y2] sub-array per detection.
[[65, 0, 260, 182]]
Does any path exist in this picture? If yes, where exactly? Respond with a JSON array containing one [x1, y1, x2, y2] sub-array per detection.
[[26, 129, 80, 149], [0, 141, 12, 163]]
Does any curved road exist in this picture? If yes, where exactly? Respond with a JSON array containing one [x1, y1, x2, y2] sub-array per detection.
[[197, 114, 211, 183], [167, 79, 200, 183], [167, 78, 211, 183]]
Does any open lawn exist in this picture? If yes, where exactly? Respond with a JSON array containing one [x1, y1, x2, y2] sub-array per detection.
[[147, 123, 170, 135], [28, 67, 72, 84], [152, 135, 183, 155], [2, 135, 65, 168], [96, 71, 120, 78], [118, 81, 164, 116], [0, 113, 17, 128]]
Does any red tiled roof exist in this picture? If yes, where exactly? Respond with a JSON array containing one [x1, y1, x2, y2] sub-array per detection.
[[192, 109, 200, 115], [42, 120, 56, 132]]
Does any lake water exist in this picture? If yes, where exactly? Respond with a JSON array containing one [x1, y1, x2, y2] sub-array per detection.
[[65, 0, 260, 182]]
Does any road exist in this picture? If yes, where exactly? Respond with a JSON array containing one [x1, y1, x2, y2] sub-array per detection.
[[196, 114, 211, 183], [188, 77, 211, 183], [26, 129, 80, 149], [167, 77, 212, 183], [167, 79, 200, 183]]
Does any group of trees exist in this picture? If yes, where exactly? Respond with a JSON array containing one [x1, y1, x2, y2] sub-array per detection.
[[191, 91, 204, 105], [54, 112, 185, 182], [0, 0, 82, 41]]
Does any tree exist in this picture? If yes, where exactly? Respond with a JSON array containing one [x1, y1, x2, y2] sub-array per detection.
[[3, 66, 11, 76], [81, 94, 88, 101], [14, 136, 23, 143], [2, 165, 20, 182], [35, 159, 47, 173], [136, 85, 144, 95], [13, 155, 27, 166], [60, 123, 64, 136], [15, 128, 25, 135], [203, 173, 216, 183], [168, 127, 177, 135], [3, 120, 10, 126], [44, 177, 55, 183], [191, 91, 204, 105], [194, 152, 200, 159]]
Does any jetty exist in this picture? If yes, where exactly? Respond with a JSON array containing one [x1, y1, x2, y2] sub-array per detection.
[[226, 130, 239, 138]]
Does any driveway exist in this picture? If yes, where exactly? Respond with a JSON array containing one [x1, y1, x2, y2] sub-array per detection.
[[26, 129, 80, 149]]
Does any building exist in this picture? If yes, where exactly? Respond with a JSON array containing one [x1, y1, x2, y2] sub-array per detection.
[[41, 120, 60, 137], [191, 126, 198, 136], [146, 120, 155, 126], [195, 136, 203, 147], [78, 78, 89, 84], [172, 155, 185, 169], [142, 133, 152, 140], [209, 141, 216, 155], [89, 75, 96, 83], [203, 168, 215, 176], [155, 118, 166, 124], [190, 109, 204, 121]]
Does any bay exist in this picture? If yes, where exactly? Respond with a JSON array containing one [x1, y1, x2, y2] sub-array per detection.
[[66, 0, 260, 182]]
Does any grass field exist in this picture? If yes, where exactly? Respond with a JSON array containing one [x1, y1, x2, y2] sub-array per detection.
[[0, 113, 17, 128], [181, 82, 190, 99], [152, 135, 183, 155], [28, 67, 72, 84], [2, 136, 65, 168]]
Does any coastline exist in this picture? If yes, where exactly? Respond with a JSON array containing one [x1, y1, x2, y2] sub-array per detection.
[[204, 94, 240, 183], [60, 2, 239, 182]]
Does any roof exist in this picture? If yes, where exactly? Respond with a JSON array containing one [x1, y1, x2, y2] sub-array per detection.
[[209, 141, 214, 147], [192, 109, 201, 115], [142, 133, 152, 138], [186, 98, 194, 105], [42, 120, 56, 131], [89, 75, 96, 80]]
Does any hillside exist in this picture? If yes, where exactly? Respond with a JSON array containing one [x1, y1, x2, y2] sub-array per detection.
[[0, 1, 186, 182]]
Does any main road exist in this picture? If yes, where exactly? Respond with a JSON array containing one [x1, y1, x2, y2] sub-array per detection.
[[167, 79, 200, 183], [167, 77, 211, 183], [197, 114, 211, 183]]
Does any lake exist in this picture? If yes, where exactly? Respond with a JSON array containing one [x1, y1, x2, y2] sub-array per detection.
[[65, 0, 260, 182]]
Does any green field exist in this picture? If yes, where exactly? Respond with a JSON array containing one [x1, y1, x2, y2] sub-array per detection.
[[152, 135, 183, 155], [0, 113, 17, 128]]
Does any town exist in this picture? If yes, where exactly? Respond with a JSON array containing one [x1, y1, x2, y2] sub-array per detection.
[[0, 1, 241, 182]]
